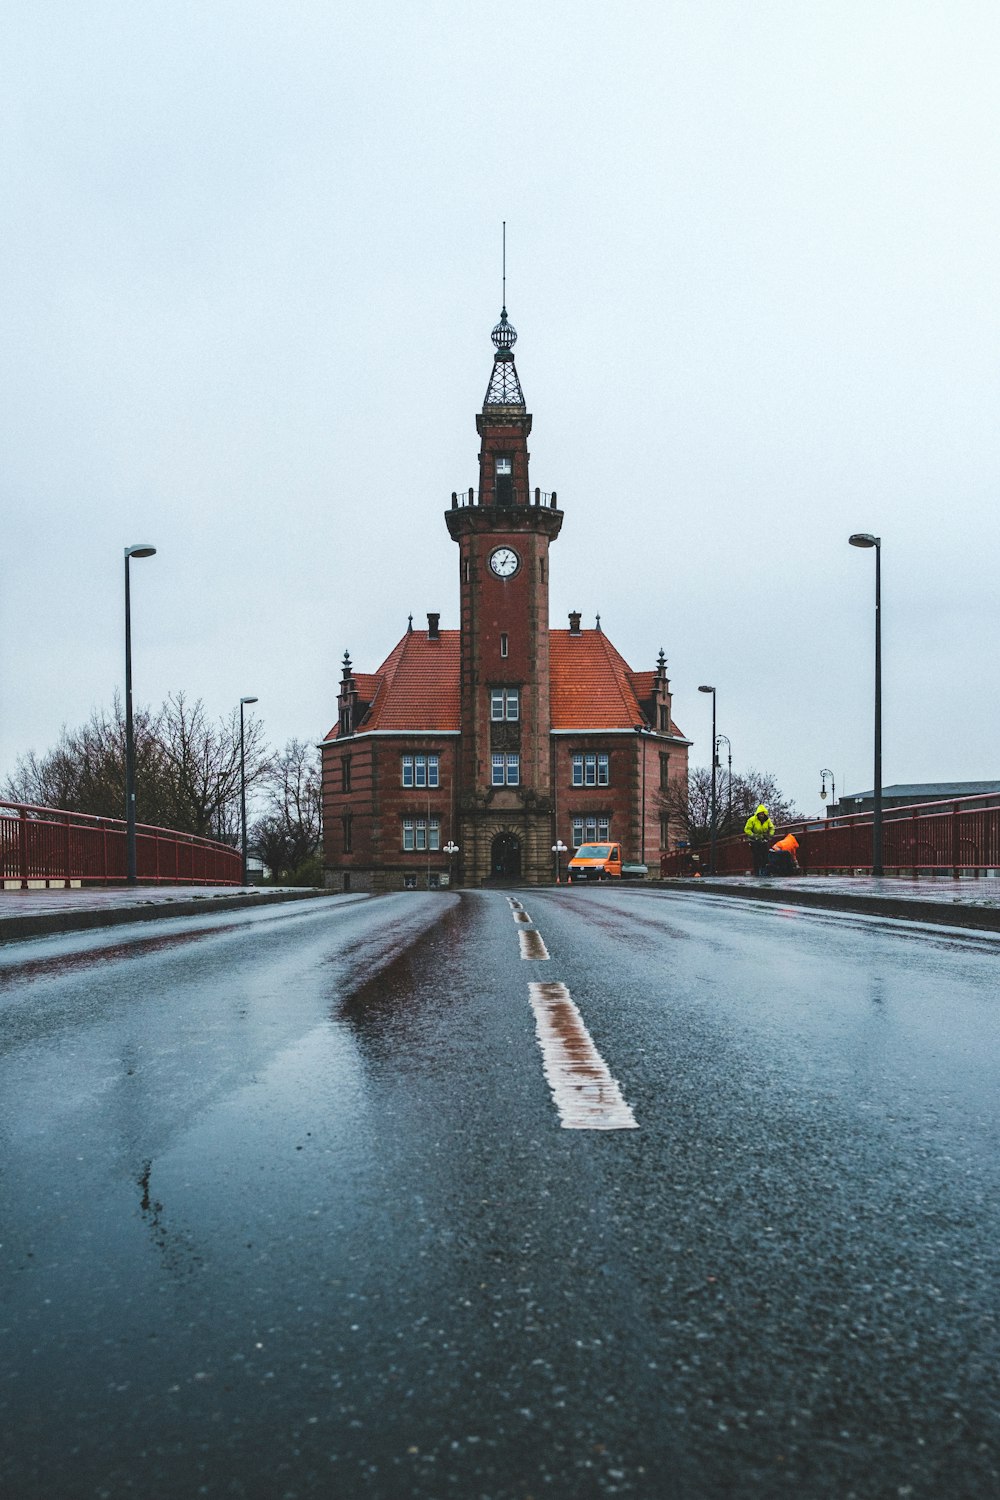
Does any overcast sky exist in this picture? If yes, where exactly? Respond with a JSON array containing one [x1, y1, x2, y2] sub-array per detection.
[[3, 1, 999, 821]]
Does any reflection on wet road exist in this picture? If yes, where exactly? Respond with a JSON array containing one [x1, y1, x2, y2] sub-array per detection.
[[1, 887, 998, 1499]]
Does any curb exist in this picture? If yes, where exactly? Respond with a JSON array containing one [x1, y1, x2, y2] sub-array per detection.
[[654, 879, 1000, 933], [0, 888, 332, 944]]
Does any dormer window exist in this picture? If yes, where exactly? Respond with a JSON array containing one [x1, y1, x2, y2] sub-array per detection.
[[495, 455, 513, 506]]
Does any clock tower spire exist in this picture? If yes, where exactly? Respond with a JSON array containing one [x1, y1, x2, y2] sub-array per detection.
[[445, 307, 563, 884]]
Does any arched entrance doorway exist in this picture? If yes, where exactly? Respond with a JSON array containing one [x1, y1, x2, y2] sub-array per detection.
[[490, 832, 522, 881]]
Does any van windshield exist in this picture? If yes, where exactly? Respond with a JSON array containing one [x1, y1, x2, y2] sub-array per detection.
[[574, 845, 613, 859]]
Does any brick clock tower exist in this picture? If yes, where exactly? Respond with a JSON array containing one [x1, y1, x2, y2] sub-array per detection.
[[321, 302, 689, 893], [446, 307, 563, 884]]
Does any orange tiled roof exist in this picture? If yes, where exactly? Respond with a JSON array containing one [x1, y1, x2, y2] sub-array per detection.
[[324, 630, 460, 739], [326, 626, 680, 738], [549, 629, 648, 730]]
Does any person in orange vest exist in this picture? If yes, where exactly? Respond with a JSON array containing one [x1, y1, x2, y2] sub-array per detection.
[[767, 832, 800, 875]]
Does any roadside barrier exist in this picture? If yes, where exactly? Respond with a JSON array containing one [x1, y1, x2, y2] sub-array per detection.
[[0, 800, 242, 888]]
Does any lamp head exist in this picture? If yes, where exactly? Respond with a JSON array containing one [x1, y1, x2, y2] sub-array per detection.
[[240, 696, 259, 706], [698, 684, 714, 694], [125, 544, 156, 559], [848, 533, 879, 549]]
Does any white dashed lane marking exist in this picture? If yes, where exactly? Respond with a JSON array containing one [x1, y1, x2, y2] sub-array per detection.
[[528, 980, 639, 1130], [519, 928, 550, 960]]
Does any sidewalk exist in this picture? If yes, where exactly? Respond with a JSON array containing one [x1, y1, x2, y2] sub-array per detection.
[[0, 885, 331, 943], [657, 872, 1000, 932]]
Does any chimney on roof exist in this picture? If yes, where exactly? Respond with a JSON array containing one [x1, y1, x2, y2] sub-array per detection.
[[427, 612, 440, 641], [568, 611, 582, 635]]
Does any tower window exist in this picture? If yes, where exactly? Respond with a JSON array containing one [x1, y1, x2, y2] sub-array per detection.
[[342, 813, 353, 853], [492, 753, 520, 786], [495, 455, 513, 506], [342, 754, 352, 793], [500, 633, 508, 658], [490, 687, 519, 721]]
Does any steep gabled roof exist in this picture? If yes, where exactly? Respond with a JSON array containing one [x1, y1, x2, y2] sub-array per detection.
[[549, 629, 647, 730], [326, 626, 684, 740], [324, 630, 460, 740]]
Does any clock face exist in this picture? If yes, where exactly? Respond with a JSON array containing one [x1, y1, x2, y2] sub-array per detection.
[[489, 546, 520, 578]]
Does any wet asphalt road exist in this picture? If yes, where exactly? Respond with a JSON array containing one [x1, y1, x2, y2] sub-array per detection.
[[1, 887, 998, 1500]]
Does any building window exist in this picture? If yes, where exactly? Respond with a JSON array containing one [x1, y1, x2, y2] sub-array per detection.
[[492, 753, 520, 786], [342, 755, 352, 793], [571, 752, 609, 787], [659, 753, 669, 790], [572, 815, 610, 848], [402, 753, 440, 788], [500, 633, 508, 658], [490, 687, 519, 721], [342, 813, 353, 853], [402, 816, 441, 851], [403, 873, 417, 889], [495, 454, 513, 505], [660, 816, 670, 848], [428, 872, 441, 889]]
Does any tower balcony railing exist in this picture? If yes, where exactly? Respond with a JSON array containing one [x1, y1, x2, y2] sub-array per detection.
[[450, 488, 558, 510]]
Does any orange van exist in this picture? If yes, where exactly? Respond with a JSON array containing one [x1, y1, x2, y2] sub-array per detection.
[[566, 843, 623, 882]]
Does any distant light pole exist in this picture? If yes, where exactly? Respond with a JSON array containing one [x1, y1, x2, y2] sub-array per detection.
[[849, 533, 883, 875], [124, 544, 156, 885], [716, 733, 732, 835], [239, 696, 258, 885], [552, 839, 568, 884], [820, 768, 836, 817], [444, 840, 459, 886], [698, 685, 717, 875]]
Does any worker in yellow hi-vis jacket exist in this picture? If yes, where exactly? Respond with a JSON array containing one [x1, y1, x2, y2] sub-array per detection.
[[744, 804, 775, 875]]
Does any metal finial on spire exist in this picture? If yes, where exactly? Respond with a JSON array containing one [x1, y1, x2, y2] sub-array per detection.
[[407, 613, 413, 633], [341, 650, 352, 676]]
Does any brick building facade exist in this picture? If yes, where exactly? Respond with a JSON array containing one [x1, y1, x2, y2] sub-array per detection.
[[321, 307, 689, 890]]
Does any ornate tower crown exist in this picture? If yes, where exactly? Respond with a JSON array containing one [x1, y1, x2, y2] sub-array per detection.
[[484, 306, 525, 407]]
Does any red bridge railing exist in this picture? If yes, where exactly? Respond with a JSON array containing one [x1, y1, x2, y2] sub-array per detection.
[[662, 794, 1000, 879], [1, 800, 242, 888]]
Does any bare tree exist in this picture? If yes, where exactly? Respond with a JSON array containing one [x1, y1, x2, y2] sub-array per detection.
[[660, 765, 802, 849], [249, 739, 322, 882], [3, 692, 270, 841], [157, 692, 270, 840], [4, 697, 166, 821]]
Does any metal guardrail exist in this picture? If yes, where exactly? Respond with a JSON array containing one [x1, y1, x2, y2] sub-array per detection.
[[0, 800, 242, 888], [450, 488, 558, 508], [661, 793, 1000, 879]]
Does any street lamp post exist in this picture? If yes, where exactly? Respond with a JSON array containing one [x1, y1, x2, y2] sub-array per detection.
[[820, 768, 836, 817], [552, 839, 568, 884], [716, 733, 732, 835], [239, 696, 258, 885], [698, 685, 717, 875], [444, 840, 459, 887], [124, 544, 156, 885], [848, 533, 883, 876]]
